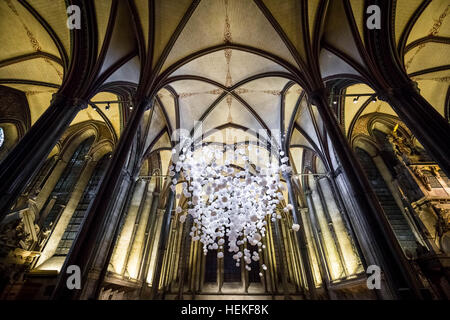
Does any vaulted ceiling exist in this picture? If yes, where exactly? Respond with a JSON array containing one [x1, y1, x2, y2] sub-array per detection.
[[0, 0, 448, 174]]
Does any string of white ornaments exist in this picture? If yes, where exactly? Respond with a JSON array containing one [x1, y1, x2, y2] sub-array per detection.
[[170, 142, 300, 277]]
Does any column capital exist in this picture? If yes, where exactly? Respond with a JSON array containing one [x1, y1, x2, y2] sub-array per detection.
[[132, 96, 154, 111], [282, 171, 293, 180], [377, 81, 421, 102], [315, 174, 327, 181], [143, 96, 154, 108], [51, 94, 88, 110], [50, 92, 66, 105], [328, 170, 337, 179], [334, 166, 343, 177], [121, 168, 132, 179], [72, 98, 88, 110], [307, 87, 328, 106]]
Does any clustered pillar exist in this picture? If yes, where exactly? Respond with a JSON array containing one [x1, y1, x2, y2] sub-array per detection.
[[284, 174, 317, 299]]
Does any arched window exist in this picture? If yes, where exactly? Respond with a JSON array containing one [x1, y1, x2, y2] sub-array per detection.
[[248, 243, 261, 283], [23, 155, 57, 195], [355, 147, 419, 256], [40, 136, 95, 229], [55, 153, 110, 256], [0, 127, 4, 148], [204, 249, 218, 283], [223, 236, 241, 282]]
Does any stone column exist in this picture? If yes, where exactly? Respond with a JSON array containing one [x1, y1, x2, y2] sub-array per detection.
[[284, 175, 317, 299], [169, 219, 183, 292], [304, 189, 332, 298], [176, 216, 191, 299], [0, 95, 86, 220], [138, 192, 160, 298], [161, 215, 176, 293], [314, 176, 348, 277], [127, 182, 155, 279], [187, 234, 197, 295], [264, 220, 277, 293], [272, 219, 289, 298], [326, 174, 367, 271], [139, 192, 160, 278], [109, 178, 147, 275], [318, 177, 362, 276], [243, 247, 249, 293], [146, 208, 165, 286], [150, 189, 175, 298], [299, 207, 322, 287], [218, 248, 224, 293], [312, 89, 423, 299]]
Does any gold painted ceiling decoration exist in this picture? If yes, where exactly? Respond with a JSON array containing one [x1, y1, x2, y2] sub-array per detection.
[[24, 88, 58, 96], [413, 76, 450, 82], [178, 89, 224, 99], [4, 0, 63, 81], [234, 88, 282, 96], [405, 4, 449, 71], [224, 0, 233, 124]]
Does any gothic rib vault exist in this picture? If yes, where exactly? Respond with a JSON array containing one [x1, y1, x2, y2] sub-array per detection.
[[0, 0, 448, 156]]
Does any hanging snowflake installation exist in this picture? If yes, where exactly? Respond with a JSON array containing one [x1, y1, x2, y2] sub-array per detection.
[[170, 140, 295, 270]]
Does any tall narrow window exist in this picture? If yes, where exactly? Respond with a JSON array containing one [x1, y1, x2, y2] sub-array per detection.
[[223, 236, 241, 282], [204, 249, 218, 283], [271, 220, 287, 283], [248, 243, 261, 283], [41, 137, 95, 229], [23, 156, 57, 195], [55, 153, 110, 256], [182, 215, 194, 284], [355, 147, 418, 256], [0, 127, 4, 148]]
